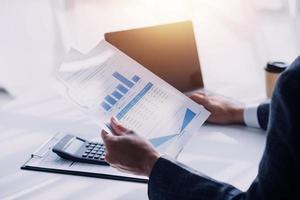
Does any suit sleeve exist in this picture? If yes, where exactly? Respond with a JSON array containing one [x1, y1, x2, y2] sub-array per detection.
[[257, 103, 270, 130], [148, 156, 243, 200]]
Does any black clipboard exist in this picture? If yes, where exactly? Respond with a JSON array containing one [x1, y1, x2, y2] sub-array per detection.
[[20, 133, 148, 183]]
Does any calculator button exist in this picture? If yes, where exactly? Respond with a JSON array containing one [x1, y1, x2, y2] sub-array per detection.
[[82, 154, 88, 157], [100, 155, 105, 160], [88, 155, 94, 158], [85, 149, 90, 153], [94, 155, 100, 159]]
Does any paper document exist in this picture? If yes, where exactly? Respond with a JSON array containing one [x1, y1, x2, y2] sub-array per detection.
[[55, 40, 210, 156]]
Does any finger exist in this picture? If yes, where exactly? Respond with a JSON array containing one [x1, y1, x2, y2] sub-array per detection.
[[197, 92, 207, 96], [188, 93, 204, 101], [187, 92, 206, 98], [104, 152, 115, 164], [116, 166, 134, 175], [107, 162, 133, 173], [191, 92, 206, 98], [101, 129, 115, 144], [110, 117, 128, 136], [124, 130, 135, 135], [109, 163, 119, 169], [108, 163, 131, 174], [186, 93, 195, 98], [190, 93, 210, 106]]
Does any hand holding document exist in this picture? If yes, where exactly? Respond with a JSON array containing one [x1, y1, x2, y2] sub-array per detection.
[[55, 40, 210, 157]]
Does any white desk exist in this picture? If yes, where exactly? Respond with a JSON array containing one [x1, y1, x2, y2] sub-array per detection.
[[0, 86, 266, 200]]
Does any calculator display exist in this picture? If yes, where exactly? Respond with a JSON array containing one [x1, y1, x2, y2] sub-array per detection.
[[65, 139, 84, 154]]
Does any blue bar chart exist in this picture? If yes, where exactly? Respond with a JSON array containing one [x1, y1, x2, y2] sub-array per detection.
[[116, 84, 128, 94], [112, 91, 122, 100], [105, 96, 117, 106], [132, 75, 140, 83], [101, 72, 141, 111], [116, 82, 153, 120], [112, 72, 134, 88]]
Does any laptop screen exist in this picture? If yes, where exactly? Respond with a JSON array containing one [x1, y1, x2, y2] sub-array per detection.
[[105, 21, 204, 92]]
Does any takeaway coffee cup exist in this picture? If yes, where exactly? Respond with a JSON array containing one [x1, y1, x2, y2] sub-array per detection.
[[265, 61, 288, 98]]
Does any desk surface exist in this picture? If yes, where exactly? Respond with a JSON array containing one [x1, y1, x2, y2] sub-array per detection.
[[0, 87, 266, 200]]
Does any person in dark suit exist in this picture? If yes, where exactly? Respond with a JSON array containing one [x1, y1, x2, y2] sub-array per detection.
[[101, 56, 300, 199]]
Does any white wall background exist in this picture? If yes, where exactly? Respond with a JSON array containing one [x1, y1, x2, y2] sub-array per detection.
[[0, 0, 299, 98]]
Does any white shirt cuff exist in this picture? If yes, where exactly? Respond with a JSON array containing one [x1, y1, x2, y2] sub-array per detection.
[[243, 104, 260, 128]]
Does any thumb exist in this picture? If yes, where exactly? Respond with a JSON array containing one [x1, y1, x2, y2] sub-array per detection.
[[101, 129, 114, 144], [110, 117, 128, 136]]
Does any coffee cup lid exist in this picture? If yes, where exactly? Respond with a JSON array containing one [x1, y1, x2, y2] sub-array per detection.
[[265, 61, 288, 73]]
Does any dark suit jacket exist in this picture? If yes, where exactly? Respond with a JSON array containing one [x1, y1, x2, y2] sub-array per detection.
[[148, 56, 300, 199], [257, 103, 269, 130]]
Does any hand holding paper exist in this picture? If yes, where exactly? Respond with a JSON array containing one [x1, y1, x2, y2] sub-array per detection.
[[101, 117, 160, 177]]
